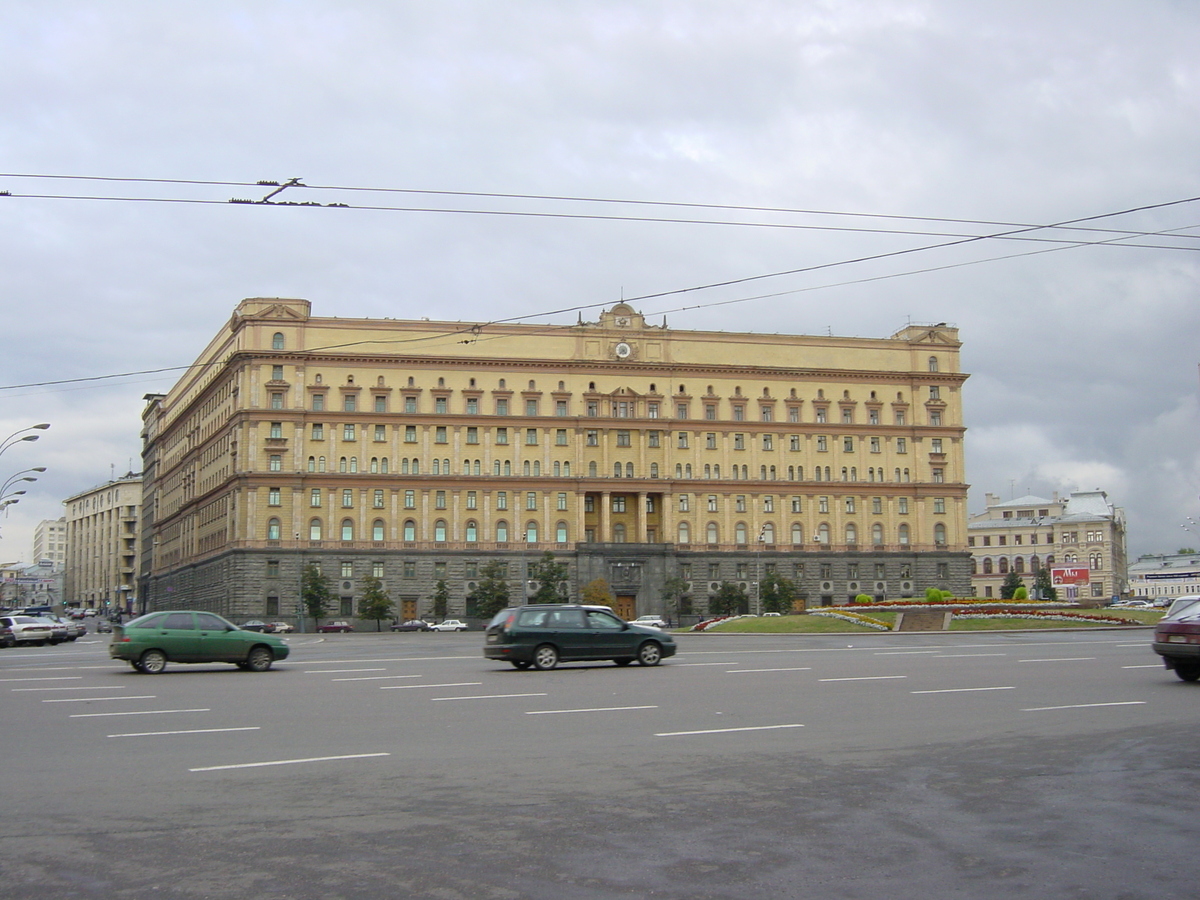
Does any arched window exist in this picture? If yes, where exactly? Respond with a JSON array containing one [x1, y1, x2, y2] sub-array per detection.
[[1014, 557, 1025, 574], [686, 464, 693, 478], [350, 457, 358, 473], [308, 456, 316, 472], [845, 523, 857, 545], [370, 458, 379, 474], [1046, 554, 1055, 567], [934, 523, 947, 546], [412, 460, 420, 475], [612, 523, 625, 542], [704, 464, 711, 479], [562, 462, 571, 477], [525, 523, 537, 543], [524, 461, 532, 476], [706, 522, 719, 544], [503, 461, 511, 476], [556, 521, 568, 543], [589, 462, 598, 477], [762, 523, 775, 544], [433, 459, 441, 475], [678, 521, 690, 544], [434, 520, 447, 542], [339, 457, 348, 473], [626, 462, 634, 478], [998, 557, 1009, 574], [464, 460, 472, 475], [735, 523, 748, 545], [650, 463, 659, 478], [493, 461, 501, 476], [817, 523, 830, 544], [898, 523, 910, 545], [318, 456, 326, 472], [533, 461, 541, 476], [272, 332, 285, 350], [791, 523, 803, 545], [872, 523, 883, 546], [614, 463, 623, 477], [465, 520, 478, 543], [1031, 555, 1040, 572], [309, 519, 323, 541], [983, 558, 993, 574], [553, 461, 561, 477], [496, 520, 509, 543], [403, 519, 416, 541], [372, 520, 385, 542], [267, 518, 281, 541], [675, 464, 683, 478], [841, 467, 848, 482], [341, 519, 354, 542]]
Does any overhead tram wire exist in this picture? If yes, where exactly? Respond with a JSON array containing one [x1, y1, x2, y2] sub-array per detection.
[[3, 171, 1200, 248]]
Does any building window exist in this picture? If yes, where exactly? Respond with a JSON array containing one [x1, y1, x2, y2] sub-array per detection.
[[268, 454, 282, 472], [403, 560, 416, 577], [678, 432, 689, 449], [272, 332, 285, 350], [679, 494, 690, 512], [763, 434, 774, 451], [495, 428, 508, 445], [466, 491, 477, 509], [496, 398, 509, 416], [707, 495, 719, 512], [309, 519, 323, 540], [403, 520, 416, 541], [732, 405, 745, 421], [556, 429, 568, 446], [612, 496, 626, 513], [819, 496, 829, 514], [267, 519, 281, 540], [931, 438, 943, 453], [497, 491, 508, 510], [816, 436, 827, 452], [269, 392, 284, 410], [934, 497, 946, 514], [932, 468, 944, 483], [341, 489, 353, 508], [929, 386, 940, 400]]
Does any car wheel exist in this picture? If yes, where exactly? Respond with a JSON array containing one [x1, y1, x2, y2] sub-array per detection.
[[139, 650, 168, 674], [1174, 662, 1200, 682], [636, 641, 663, 667], [245, 646, 274, 672], [613, 658, 633, 666], [129, 660, 143, 672], [510, 660, 531, 670], [532, 644, 559, 670]]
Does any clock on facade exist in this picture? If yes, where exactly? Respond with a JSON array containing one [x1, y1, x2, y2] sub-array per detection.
[[614, 341, 632, 359]]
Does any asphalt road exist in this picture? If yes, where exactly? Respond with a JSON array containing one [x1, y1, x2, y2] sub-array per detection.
[[2, 627, 1196, 899]]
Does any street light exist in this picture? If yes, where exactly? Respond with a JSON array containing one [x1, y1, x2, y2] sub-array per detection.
[[0, 424, 50, 458]]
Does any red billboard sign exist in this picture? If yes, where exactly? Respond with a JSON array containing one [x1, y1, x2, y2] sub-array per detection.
[[1051, 566, 1091, 586]]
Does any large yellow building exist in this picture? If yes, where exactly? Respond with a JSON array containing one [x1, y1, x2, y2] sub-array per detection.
[[139, 298, 970, 623]]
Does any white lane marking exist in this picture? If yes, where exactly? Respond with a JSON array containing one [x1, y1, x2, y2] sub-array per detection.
[[305, 668, 387, 674], [379, 682, 482, 690], [874, 651, 941, 656], [331, 674, 423, 682], [930, 653, 1008, 658], [1021, 701, 1147, 712], [109, 727, 262, 738], [14, 691, 128, 696], [189, 752, 391, 772], [1115, 643, 1150, 648], [1122, 665, 1161, 669], [526, 705, 658, 715], [0, 676, 83, 682], [70, 708, 211, 718], [674, 662, 739, 667], [43, 695, 156, 703], [819, 675, 907, 682], [727, 667, 813, 673], [911, 686, 1015, 694], [656, 724, 805, 737], [1019, 657, 1097, 663], [431, 693, 550, 701]]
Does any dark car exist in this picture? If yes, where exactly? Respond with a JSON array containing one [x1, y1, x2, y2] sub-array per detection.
[[484, 604, 677, 670], [108, 610, 290, 674], [390, 619, 432, 632], [317, 621, 354, 633], [241, 620, 269, 632], [1152, 596, 1200, 681]]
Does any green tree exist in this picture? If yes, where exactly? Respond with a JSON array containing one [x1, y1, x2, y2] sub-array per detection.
[[660, 575, 691, 621], [999, 570, 1024, 600], [431, 579, 450, 619], [581, 578, 615, 607], [759, 572, 797, 614], [357, 574, 394, 632], [528, 551, 570, 604], [1178, 547, 1197, 555], [710, 581, 748, 616], [1032, 565, 1057, 601], [302, 563, 333, 628], [466, 560, 510, 620]]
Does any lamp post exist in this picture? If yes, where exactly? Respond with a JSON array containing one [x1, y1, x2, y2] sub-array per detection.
[[754, 527, 767, 615], [296, 532, 306, 634], [0, 424, 50, 459]]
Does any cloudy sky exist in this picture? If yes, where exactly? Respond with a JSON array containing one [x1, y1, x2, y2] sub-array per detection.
[[2, 1, 1198, 562]]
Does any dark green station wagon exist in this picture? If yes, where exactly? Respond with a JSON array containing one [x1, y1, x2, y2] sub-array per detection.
[[484, 604, 676, 670], [109, 610, 290, 673]]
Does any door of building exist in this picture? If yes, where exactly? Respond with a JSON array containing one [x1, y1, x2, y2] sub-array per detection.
[[401, 598, 418, 621], [614, 595, 637, 620]]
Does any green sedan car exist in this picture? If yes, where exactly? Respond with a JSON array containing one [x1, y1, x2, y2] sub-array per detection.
[[109, 610, 290, 674]]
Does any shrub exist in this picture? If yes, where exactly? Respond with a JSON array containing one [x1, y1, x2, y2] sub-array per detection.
[[854, 593, 873, 605], [1013, 586, 1028, 600]]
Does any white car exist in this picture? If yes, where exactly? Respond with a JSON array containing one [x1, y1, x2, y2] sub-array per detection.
[[0, 615, 56, 646], [429, 619, 468, 632], [630, 615, 667, 629]]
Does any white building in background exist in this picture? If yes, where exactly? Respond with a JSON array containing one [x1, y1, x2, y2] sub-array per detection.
[[1128, 552, 1200, 600], [63, 473, 143, 613], [967, 490, 1128, 604], [33, 518, 68, 568]]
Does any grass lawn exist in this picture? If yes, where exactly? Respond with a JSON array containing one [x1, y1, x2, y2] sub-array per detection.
[[692, 607, 1161, 633]]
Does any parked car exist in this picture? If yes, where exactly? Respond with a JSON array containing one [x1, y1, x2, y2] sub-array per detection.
[[266, 622, 294, 634], [629, 615, 667, 629], [1153, 596, 1200, 682], [44, 615, 85, 640], [0, 615, 56, 647], [33, 617, 70, 644], [108, 610, 289, 673], [390, 619, 432, 632], [429, 619, 468, 632], [96, 619, 113, 634], [240, 620, 270, 632], [317, 621, 354, 633], [484, 604, 677, 670]]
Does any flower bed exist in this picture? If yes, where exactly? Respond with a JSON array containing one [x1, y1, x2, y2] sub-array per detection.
[[949, 608, 1137, 626], [808, 610, 892, 630]]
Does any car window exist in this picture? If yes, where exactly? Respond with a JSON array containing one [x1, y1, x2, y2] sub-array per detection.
[[11, 616, 39, 624], [196, 613, 229, 631], [547, 609, 585, 629], [1164, 598, 1200, 622], [162, 613, 194, 630], [587, 611, 625, 630], [517, 609, 551, 627], [128, 613, 165, 629]]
